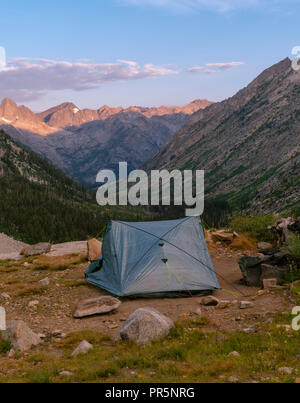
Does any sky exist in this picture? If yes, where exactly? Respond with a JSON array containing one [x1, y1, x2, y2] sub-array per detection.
[[0, 0, 299, 111]]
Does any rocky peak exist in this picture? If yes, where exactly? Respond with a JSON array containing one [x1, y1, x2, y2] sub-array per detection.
[[0, 98, 19, 121]]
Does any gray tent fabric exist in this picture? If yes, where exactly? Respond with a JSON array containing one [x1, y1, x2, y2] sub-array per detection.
[[85, 217, 220, 297]]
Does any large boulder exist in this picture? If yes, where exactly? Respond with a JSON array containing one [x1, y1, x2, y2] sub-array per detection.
[[21, 243, 51, 257], [74, 296, 121, 318], [2, 320, 41, 352], [87, 239, 102, 262], [261, 264, 290, 285], [120, 307, 174, 345], [238, 256, 267, 286]]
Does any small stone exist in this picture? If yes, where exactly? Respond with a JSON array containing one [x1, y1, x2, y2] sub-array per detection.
[[39, 277, 50, 286], [228, 351, 240, 357], [257, 242, 273, 253], [228, 376, 239, 383], [72, 340, 93, 357], [51, 330, 63, 337], [28, 300, 39, 308], [7, 349, 15, 358], [59, 371, 73, 377], [1, 293, 11, 300], [276, 325, 291, 332], [263, 278, 277, 289], [278, 367, 293, 375], [194, 307, 202, 316], [201, 296, 219, 306], [239, 301, 254, 309], [217, 300, 231, 309], [23, 262, 30, 267]]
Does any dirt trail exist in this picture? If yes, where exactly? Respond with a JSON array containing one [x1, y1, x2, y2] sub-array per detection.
[[0, 247, 291, 341]]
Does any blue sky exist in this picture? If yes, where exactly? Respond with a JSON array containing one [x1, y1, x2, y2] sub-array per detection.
[[0, 0, 299, 111]]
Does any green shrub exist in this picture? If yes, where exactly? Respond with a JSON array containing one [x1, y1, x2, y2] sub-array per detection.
[[229, 214, 277, 242], [0, 337, 12, 355], [283, 233, 300, 262]]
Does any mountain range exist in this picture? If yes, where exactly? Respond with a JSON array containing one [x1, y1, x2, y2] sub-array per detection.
[[0, 129, 154, 243], [0, 98, 211, 186], [145, 58, 300, 214]]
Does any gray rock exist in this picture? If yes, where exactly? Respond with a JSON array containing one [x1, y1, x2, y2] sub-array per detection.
[[73, 296, 121, 318], [228, 351, 240, 357], [257, 242, 273, 253], [262, 278, 277, 289], [39, 277, 50, 286], [2, 320, 41, 352], [201, 296, 219, 306], [261, 264, 290, 285], [238, 256, 265, 286], [71, 340, 93, 357], [239, 301, 254, 309], [120, 307, 174, 345], [59, 371, 73, 377], [278, 367, 293, 375], [21, 243, 51, 257]]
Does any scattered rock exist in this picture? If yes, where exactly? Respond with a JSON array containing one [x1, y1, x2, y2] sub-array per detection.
[[74, 296, 121, 318], [278, 367, 293, 375], [72, 340, 93, 357], [263, 278, 277, 289], [194, 307, 202, 316], [39, 277, 50, 286], [120, 307, 174, 345], [217, 300, 231, 309], [21, 243, 51, 257], [201, 296, 219, 306], [228, 351, 240, 357], [261, 264, 290, 285], [212, 232, 234, 244], [2, 320, 41, 352], [28, 300, 39, 308], [257, 242, 273, 253], [276, 325, 291, 332], [239, 301, 254, 309], [228, 376, 239, 383], [59, 371, 73, 377], [87, 238, 102, 262], [51, 330, 63, 338], [7, 349, 15, 358], [1, 292, 11, 300]]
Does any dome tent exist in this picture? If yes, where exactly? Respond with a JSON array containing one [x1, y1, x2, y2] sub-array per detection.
[[85, 217, 220, 297]]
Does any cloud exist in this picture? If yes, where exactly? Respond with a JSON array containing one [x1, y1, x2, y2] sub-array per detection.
[[122, 0, 292, 13], [188, 61, 244, 74], [0, 57, 177, 102]]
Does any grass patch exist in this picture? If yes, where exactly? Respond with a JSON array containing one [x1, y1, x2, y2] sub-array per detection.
[[229, 214, 277, 243]]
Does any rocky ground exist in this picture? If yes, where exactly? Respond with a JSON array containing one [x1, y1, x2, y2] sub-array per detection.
[[0, 237, 299, 383]]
